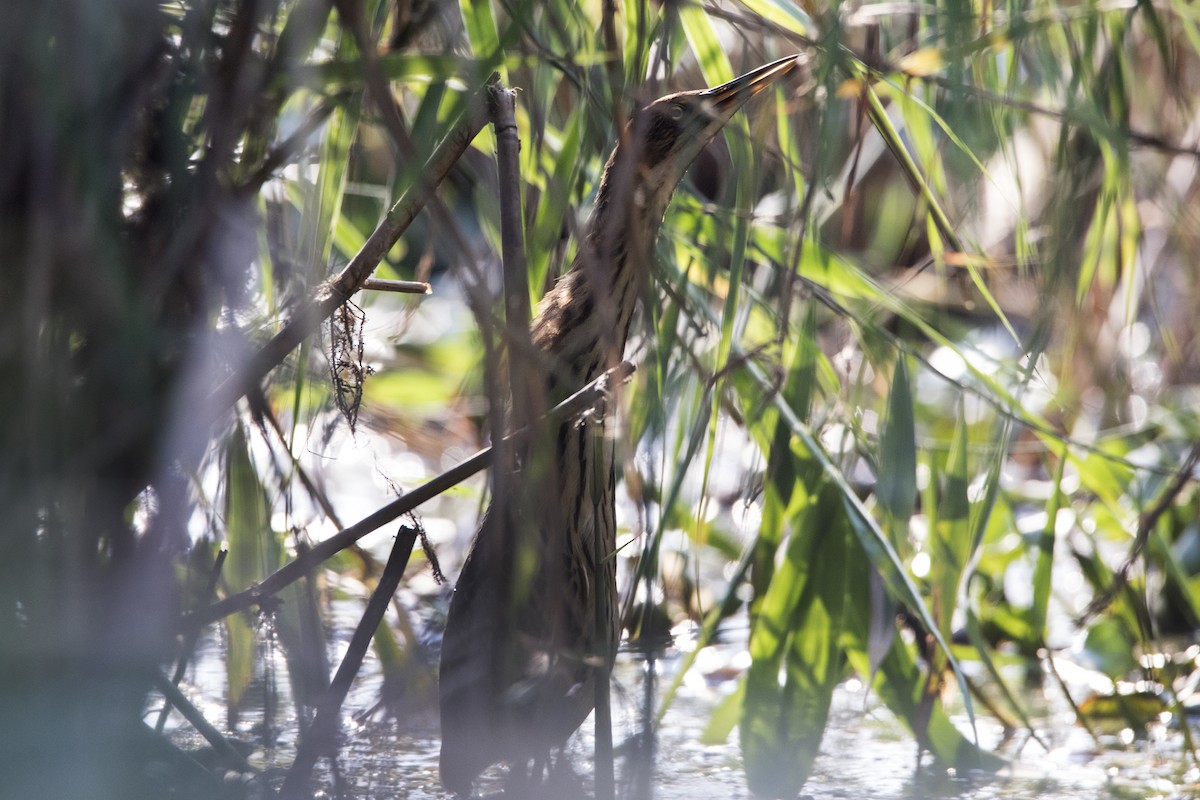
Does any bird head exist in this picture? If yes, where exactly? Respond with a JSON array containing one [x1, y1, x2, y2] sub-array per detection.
[[620, 54, 801, 220]]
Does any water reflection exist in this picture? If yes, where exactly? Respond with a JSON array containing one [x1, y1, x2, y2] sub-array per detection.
[[158, 616, 1200, 799]]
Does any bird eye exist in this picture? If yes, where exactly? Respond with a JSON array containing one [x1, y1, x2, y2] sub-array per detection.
[[667, 104, 685, 121]]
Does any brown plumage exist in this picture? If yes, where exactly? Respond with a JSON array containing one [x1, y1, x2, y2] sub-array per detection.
[[438, 55, 800, 795]]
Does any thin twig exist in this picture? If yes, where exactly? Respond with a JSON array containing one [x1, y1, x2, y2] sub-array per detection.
[[155, 548, 227, 733], [361, 278, 431, 294], [1075, 441, 1200, 626], [279, 525, 419, 798], [152, 673, 255, 774], [180, 362, 636, 632], [252, 383, 345, 527], [239, 96, 342, 195], [1042, 651, 1101, 745]]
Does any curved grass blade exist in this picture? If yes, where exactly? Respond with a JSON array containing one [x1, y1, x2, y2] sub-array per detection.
[[877, 354, 917, 540]]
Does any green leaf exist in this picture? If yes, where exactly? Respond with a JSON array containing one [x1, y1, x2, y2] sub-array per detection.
[[929, 406, 971, 645], [700, 679, 745, 745], [842, 535, 1005, 772], [739, 0, 812, 36], [459, 0, 503, 78], [861, 83, 1021, 348], [222, 424, 276, 715], [678, 6, 763, 566], [877, 354, 917, 534], [274, 572, 330, 710], [528, 106, 583, 300], [306, 62, 362, 277], [293, 53, 468, 92], [222, 425, 329, 714], [847, 632, 1004, 771], [1030, 444, 1067, 643], [1080, 618, 1138, 679], [742, 485, 848, 797], [964, 609, 1041, 740], [749, 358, 983, 747], [750, 304, 821, 605], [679, 6, 734, 88]]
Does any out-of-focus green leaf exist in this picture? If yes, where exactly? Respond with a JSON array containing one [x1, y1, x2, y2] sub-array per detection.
[[222, 424, 276, 716], [679, 5, 762, 566], [371, 604, 436, 713], [749, 303, 821, 604], [289, 53, 468, 92], [274, 569, 330, 711], [1151, 524, 1200, 630], [929, 407, 971, 648], [848, 631, 1005, 771], [332, 210, 370, 263], [223, 611, 256, 722], [306, 76, 360, 275], [964, 608, 1041, 739], [862, 84, 1019, 347], [1078, 688, 1166, 728], [528, 107, 583, 301], [738, 0, 812, 36], [750, 359, 982, 739], [459, 0, 504, 79], [679, 6, 734, 88], [1080, 618, 1139, 678], [842, 533, 1005, 771], [365, 368, 468, 413], [621, 0, 655, 88], [742, 485, 848, 797], [1030, 445, 1067, 643], [1066, 438, 1135, 509], [877, 354, 916, 538], [700, 679, 745, 745], [223, 425, 329, 715], [1077, 190, 1113, 304], [1070, 527, 1145, 636]]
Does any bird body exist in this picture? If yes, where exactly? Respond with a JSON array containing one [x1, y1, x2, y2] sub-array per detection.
[[438, 55, 799, 794]]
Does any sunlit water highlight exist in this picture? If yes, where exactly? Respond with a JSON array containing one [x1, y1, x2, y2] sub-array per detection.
[[162, 616, 1200, 800]]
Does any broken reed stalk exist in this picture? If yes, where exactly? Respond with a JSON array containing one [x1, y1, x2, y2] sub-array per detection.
[[153, 673, 254, 774], [478, 83, 532, 716], [490, 83, 531, 352], [279, 525, 420, 798], [155, 548, 228, 734], [361, 278, 431, 294]]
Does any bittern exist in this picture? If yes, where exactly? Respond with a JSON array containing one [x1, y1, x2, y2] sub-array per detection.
[[438, 55, 800, 794]]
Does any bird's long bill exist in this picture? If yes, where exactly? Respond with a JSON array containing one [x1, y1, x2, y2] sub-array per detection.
[[703, 54, 801, 115]]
